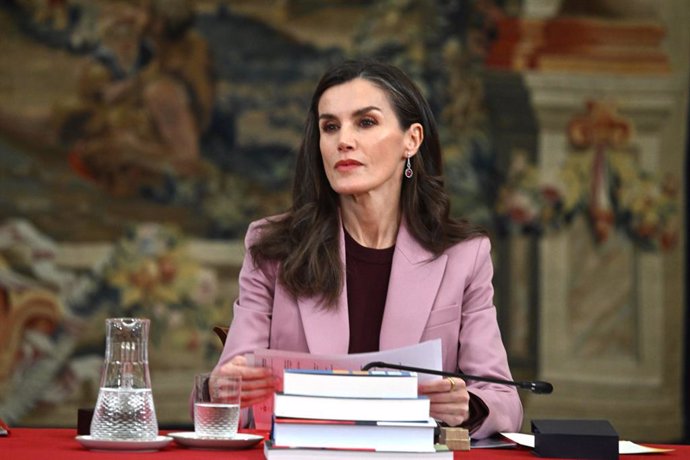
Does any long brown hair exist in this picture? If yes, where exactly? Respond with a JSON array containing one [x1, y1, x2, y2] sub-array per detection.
[[250, 59, 486, 307]]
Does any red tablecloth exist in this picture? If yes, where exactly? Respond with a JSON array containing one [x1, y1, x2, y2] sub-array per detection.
[[1, 428, 684, 459]]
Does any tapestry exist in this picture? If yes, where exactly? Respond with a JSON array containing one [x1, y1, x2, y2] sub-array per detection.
[[0, 0, 502, 426]]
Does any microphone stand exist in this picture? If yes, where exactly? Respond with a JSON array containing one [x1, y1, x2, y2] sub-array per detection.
[[362, 361, 553, 394]]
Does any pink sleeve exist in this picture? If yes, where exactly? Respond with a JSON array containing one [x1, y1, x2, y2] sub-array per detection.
[[215, 220, 278, 369], [458, 238, 524, 438]]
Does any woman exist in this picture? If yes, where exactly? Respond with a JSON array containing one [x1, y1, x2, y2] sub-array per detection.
[[213, 60, 523, 439]]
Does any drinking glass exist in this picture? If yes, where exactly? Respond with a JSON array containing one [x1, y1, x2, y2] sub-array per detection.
[[194, 373, 241, 438]]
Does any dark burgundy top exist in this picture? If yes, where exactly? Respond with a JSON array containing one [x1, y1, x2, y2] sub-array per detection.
[[344, 229, 395, 354]]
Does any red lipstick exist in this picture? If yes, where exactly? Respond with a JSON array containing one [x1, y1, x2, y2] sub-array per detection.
[[335, 159, 362, 170]]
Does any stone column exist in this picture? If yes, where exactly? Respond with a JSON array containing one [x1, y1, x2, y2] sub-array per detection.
[[522, 73, 685, 441]]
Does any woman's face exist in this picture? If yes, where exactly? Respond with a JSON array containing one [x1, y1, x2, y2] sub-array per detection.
[[317, 78, 422, 200]]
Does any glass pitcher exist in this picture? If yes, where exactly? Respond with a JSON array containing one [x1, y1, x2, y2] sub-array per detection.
[[90, 318, 159, 440]]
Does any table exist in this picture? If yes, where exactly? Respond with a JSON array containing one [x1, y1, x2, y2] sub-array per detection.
[[1, 428, 685, 459]]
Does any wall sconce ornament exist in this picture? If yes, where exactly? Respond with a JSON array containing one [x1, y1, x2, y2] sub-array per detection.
[[496, 100, 678, 251]]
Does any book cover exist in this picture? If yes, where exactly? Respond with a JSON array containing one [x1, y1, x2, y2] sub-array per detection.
[[264, 440, 453, 459], [283, 369, 418, 399], [272, 417, 437, 452], [273, 392, 430, 422]]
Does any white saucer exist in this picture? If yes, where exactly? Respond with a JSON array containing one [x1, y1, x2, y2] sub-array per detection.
[[168, 431, 264, 449], [75, 435, 173, 451]]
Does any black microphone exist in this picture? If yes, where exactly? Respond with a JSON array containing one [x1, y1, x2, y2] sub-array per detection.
[[361, 361, 553, 394]]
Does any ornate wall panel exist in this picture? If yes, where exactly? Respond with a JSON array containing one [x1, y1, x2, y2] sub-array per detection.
[[523, 73, 685, 441]]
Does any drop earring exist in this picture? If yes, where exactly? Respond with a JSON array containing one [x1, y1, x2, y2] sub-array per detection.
[[404, 156, 413, 179]]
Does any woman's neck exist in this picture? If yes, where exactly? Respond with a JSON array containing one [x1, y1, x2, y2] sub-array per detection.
[[340, 196, 400, 249]]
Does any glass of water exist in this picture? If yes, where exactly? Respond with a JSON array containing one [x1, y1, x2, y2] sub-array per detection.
[[194, 373, 241, 438]]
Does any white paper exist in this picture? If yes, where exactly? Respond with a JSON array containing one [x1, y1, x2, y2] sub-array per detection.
[[500, 433, 675, 455], [500, 433, 535, 448], [247, 339, 443, 430], [618, 441, 675, 454]]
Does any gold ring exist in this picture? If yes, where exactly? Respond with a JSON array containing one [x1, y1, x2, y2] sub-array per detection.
[[447, 377, 456, 391]]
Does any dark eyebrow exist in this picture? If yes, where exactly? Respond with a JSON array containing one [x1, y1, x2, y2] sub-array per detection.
[[318, 106, 383, 121]]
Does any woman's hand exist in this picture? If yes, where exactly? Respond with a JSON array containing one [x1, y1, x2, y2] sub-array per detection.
[[215, 355, 277, 408], [418, 377, 470, 427]]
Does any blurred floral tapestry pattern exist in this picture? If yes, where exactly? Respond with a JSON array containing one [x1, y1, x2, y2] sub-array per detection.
[[98, 224, 220, 343], [0, 219, 230, 423]]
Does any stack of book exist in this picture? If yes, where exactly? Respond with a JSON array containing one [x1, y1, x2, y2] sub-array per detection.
[[264, 369, 452, 459]]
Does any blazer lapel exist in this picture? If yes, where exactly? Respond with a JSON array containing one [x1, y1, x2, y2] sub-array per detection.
[[296, 218, 447, 354], [379, 221, 448, 350], [297, 224, 350, 354]]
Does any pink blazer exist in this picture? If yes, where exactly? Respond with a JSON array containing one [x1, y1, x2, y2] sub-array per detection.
[[216, 217, 523, 438]]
